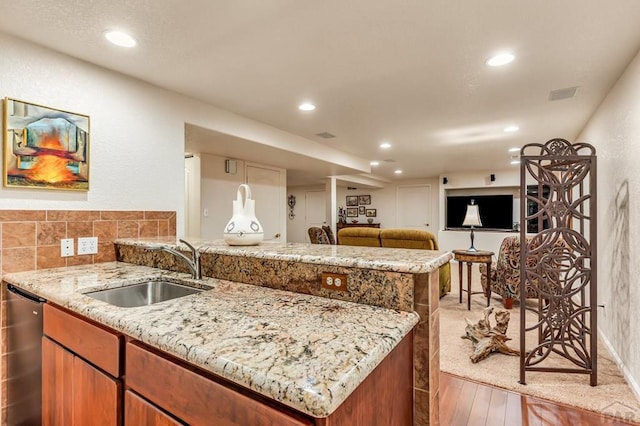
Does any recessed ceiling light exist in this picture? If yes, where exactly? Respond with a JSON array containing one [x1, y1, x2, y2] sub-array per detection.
[[394, 169, 403, 174], [370, 161, 380, 166], [510, 160, 521, 165], [104, 30, 137, 48], [504, 125, 519, 133], [486, 53, 515, 67], [380, 142, 392, 149], [508, 147, 520, 152], [298, 103, 316, 111]]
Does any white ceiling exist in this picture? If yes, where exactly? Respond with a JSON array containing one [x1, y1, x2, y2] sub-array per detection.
[[2, 1, 640, 185]]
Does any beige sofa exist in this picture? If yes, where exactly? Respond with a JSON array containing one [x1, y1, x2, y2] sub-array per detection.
[[337, 227, 451, 297]]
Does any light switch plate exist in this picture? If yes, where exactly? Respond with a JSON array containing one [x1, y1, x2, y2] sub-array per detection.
[[61, 238, 74, 257]]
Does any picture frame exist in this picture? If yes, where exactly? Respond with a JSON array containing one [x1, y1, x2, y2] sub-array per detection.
[[347, 207, 358, 217], [366, 209, 377, 217], [358, 206, 366, 215], [3, 98, 90, 191], [358, 194, 371, 205], [346, 195, 359, 206]]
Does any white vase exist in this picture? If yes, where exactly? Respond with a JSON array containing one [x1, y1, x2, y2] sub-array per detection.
[[223, 184, 264, 246]]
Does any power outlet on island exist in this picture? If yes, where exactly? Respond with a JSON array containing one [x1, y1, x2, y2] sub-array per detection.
[[321, 272, 348, 292], [77, 237, 98, 255]]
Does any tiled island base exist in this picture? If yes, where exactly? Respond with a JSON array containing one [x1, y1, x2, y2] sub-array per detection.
[[116, 240, 448, 425]]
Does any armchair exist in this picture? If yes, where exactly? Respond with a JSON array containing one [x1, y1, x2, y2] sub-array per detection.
[[308, 227, 331, 244], [480, 235, 565, 308]]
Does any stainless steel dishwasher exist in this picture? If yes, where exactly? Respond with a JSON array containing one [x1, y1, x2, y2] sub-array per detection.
[[6, 284, 46, 426]]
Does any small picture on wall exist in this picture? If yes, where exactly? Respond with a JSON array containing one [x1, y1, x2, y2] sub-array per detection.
[[346, 195, 359, 206], [347, 207, 358, 217], [366, 209, 377, 217], [358, 195, 371, 205], [358, 206, 366, 215]]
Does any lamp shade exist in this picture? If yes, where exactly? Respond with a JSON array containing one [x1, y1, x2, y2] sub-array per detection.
[[462, 204, 482, 227]]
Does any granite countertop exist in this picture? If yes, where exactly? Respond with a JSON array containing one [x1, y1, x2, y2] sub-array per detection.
[[116, 237, 453, 274], [3, 262, 419, 418]]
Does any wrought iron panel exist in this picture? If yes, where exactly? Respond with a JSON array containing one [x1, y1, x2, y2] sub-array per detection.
[[519, 138, 597, 386]]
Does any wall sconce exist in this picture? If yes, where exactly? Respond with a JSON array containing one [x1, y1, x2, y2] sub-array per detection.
[[442, 177, 448, 185], [288, 195, 296, 220], [490, 174, 496, 182]]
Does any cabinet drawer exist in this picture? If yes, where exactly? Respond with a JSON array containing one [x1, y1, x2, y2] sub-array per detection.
[[126, 341, 314, 426], [43, 303, 122, 377], [125, 391, 184, 426]]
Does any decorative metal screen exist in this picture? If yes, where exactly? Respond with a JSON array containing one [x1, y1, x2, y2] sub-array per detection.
[[519, 138, 597, 386]]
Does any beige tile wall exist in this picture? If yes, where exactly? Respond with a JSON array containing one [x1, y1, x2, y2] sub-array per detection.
[[0, 209, 176, 274]]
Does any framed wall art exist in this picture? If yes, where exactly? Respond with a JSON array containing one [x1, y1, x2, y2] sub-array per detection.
[[347, 207, 358, 217], [366, 209, 377, 217], [346, 195, 358, 206], [3, 98, 89, 191], [358, 195, 371, 205], [358, 206, 366, 215]]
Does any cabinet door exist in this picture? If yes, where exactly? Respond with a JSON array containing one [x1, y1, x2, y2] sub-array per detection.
[[125, 390, 184, 426], [73, 355, 122, 425], [42, 337, 73, 426]]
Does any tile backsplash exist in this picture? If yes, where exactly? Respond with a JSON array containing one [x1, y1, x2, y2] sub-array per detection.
[[0, 210, 176, 274]]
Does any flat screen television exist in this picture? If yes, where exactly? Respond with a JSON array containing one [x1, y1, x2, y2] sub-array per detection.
[[446, 194, 514, 231]]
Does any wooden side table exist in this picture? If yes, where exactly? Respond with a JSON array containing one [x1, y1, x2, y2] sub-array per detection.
[[453, 249, 494, 310]]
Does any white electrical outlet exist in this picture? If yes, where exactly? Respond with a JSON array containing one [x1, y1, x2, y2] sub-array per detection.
[[77, 237, 98, 255], [60, 238, 74, 257]]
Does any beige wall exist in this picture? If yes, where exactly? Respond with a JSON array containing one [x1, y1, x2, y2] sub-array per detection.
[[578, 48, 640, 398]]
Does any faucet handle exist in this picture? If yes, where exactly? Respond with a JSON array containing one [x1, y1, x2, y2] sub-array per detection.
[[179, 239, 197, 253]]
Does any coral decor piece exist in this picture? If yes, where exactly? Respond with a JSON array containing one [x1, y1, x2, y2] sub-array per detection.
[[3, 98, 89, 190]]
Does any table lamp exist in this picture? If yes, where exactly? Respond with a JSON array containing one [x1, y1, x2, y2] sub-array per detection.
[[462, 199, 482, 252]]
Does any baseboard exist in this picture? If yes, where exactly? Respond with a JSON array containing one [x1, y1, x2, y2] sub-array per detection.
[[598, 327, 640, 402]]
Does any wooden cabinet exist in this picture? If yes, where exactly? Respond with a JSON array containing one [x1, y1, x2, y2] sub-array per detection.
[[125, 334, 413, 426], [42, 337, 122, 425], [125, 341, 313, 426], [42, 337, 73, 425], [337, 222, 380, 231], [125, 391, 184, 426], [42, 304, 123, 425]]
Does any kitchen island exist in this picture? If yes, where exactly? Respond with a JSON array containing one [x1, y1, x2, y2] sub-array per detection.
[[4, 240, 451, 424]]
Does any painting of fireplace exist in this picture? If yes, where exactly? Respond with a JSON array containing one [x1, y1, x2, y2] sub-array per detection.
[[3, 98, 89, 191]]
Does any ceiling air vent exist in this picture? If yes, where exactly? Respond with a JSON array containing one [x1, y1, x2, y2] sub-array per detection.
[[549, 86, 578, 101], [316, 132, 336, 139]]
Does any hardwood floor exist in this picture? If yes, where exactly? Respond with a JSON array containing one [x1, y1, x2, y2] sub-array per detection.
[[440, 373, 640, 426]]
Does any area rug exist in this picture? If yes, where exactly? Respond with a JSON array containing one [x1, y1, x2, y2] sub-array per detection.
[[439, 268, 640, 423]]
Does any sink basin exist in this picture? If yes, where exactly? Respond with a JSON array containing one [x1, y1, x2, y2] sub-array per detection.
[[86, 280, 205, 308]]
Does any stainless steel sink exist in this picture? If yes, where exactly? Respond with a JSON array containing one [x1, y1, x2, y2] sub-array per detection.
[[85, 280, 205, 308]]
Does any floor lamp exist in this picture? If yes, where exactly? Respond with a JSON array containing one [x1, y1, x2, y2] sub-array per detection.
[[463, 200, 482, 252]]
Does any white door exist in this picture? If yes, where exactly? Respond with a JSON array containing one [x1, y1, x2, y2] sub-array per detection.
[[246, 164, 286, 241], [397, 184, 432, 230], [305, 190, 326, 243]]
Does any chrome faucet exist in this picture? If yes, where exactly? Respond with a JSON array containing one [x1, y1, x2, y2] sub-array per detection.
[[149, 239, 201, 279]]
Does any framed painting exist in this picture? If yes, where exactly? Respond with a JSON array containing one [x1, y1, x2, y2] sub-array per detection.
[[346, 195, 358, 206], [358, 195, 371, 205], [3, 98, 89, 191], [347, 207, 358, 217], [358, 206, 366, 215], [366, 209, 377, 217]]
